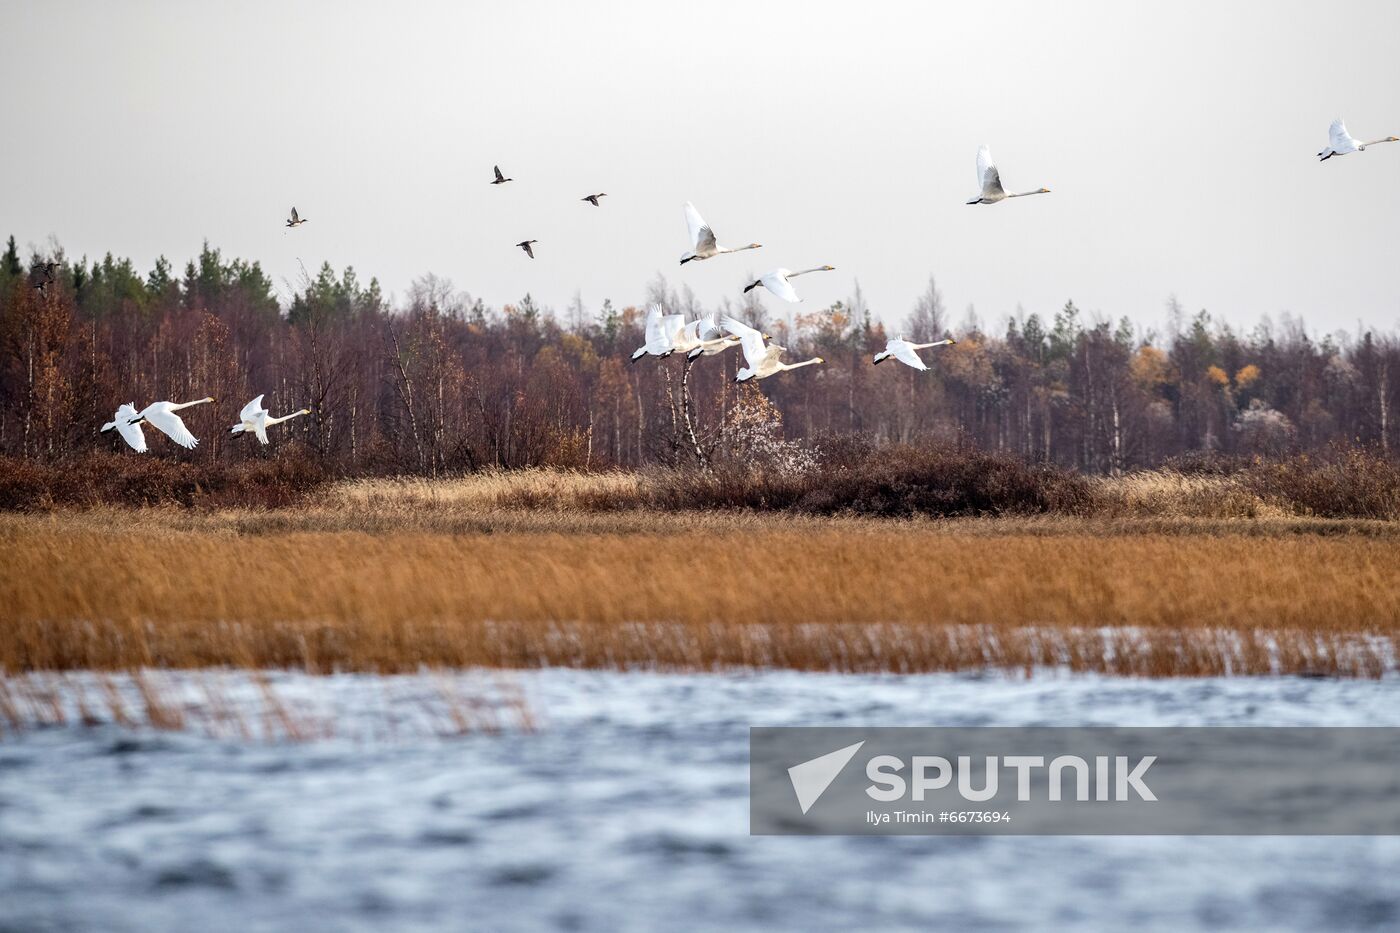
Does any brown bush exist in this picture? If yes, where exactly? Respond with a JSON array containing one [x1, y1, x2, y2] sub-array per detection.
[[645, 443, 1400, 521], [1239, 449, 1400, 520], [631, 443, 1096, 517], [0, 447, 331, 511]]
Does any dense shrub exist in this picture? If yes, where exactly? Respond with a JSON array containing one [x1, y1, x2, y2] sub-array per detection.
[[0, 446, 331, 511], [636, 443, 1097, 518], [1239, 449, 1400, 520], [1150, 448, 1400, 519], [637, 444, 1400, 520]]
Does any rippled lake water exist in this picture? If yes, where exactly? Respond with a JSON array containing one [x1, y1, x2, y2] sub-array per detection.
[[4, 669, 1400, 932]]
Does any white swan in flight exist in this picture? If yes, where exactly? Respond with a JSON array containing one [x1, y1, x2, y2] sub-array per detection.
[[671, 313, 743, 359], [721, 316, 823, 382], [873, 336, 956, 370], [966, 146, 1050, 204], [99, 402, 148, 452], [231, 395, 311, 444], [679, 202, 762, 265], [128, 397, 214, 449], [631, 305, 687, 362], [670, 318, 706, 357], [684, 313, 743, 361], [1318, 118, 1399, 161], [743, 266, 835, 304]]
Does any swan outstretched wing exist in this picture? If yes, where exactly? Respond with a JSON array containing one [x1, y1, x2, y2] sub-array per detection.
[[977, 145, 1004, 197], [253, 411, 270, 445], [113, 403, 147, 452], [722, 316, 767, 370], [145, 407, 199, 449], [720, 315, 758, 340], [1329, 118, 1353, 151], [696, 313, 721, 341], [662, 314, 687, 344], [760, 270, 801, 303], [644, 305, 665, 345], [685, 202, 716, 253], [239, 394, 265, 423], [890, 340, 929, 371], [118, 420, 148, 452]]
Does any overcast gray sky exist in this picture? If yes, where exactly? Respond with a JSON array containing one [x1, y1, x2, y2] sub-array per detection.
[[3, 0, 1399, 335]]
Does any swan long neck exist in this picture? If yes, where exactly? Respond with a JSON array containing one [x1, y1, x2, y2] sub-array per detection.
[[172, 397, 214, 411], [720, 243, 762, 254], [911, 339, 955, 350], [266, 409, 310, 426], [789, 267, 832, 278], [1362, 136, 1400, 148], [781, 357, 823, 372], [1007, 188, 1051, 198]]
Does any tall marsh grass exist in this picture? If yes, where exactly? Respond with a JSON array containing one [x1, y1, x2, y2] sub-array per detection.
[[4, 505, 1399, 677]]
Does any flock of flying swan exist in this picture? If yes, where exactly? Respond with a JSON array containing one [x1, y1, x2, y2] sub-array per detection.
[[616, 119, 1395, 384], [99, 395, 308, 453], [95, 118, 1394, 452]]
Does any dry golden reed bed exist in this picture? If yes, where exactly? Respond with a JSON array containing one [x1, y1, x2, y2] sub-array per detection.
[[4, 470, 1400, 677]]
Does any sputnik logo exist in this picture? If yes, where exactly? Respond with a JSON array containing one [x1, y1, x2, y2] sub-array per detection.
[[788, 741, 865, 814]]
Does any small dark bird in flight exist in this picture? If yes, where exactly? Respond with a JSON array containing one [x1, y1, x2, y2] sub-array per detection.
[[286, 207, 308, 228], [33, 260, 58, 293], [492, 165, 512, 185], [581, 193, 607, 206], [516, 240, 538, 259]]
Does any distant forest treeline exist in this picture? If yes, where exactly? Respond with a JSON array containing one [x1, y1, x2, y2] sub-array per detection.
[[1, 236, 1395, 474]]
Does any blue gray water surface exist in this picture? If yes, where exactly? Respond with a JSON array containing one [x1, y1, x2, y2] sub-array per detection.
[[3, 669, 1399, 932]]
